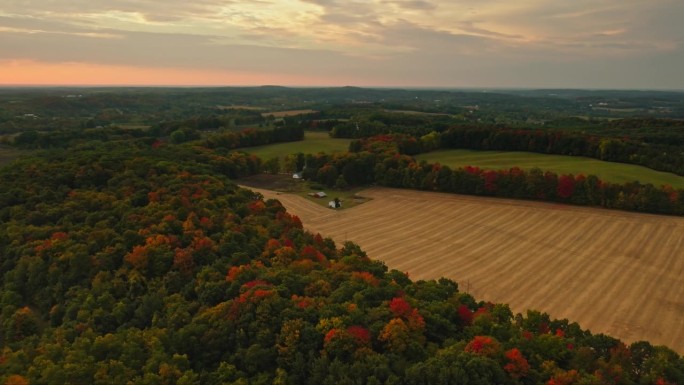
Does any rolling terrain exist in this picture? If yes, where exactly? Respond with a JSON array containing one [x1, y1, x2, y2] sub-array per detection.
[[251, 186, 684, 353]]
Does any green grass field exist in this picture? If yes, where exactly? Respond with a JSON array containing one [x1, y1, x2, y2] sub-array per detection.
[[241, 131, 351, 159], [416, 149, 684, 188]]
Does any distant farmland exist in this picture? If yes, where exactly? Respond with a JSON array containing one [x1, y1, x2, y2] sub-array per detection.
[[416, 149, 684, 188], [251, 186, 684, 354], [241, 131, 351, 159]]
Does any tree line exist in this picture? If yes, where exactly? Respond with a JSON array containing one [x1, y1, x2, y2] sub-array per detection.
[[10, 124, 304, 151], [204, 126, 304, 149], [294, 134, 684, 215]]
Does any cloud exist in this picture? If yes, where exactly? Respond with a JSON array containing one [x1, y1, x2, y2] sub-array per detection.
[[0, 16, 124, 40], [0, 0, 228, 22], [1, 0, 683, 87], [0, 26, 376, 77], [3, 0, 680, 56], [379, 20, 493, 54], [382, 0, 437, 11]]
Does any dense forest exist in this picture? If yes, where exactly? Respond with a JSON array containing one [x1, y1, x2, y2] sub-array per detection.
[[1, 134, 684, 384]]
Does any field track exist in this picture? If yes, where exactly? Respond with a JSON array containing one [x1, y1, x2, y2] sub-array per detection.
[[249, 186, 684, 353]]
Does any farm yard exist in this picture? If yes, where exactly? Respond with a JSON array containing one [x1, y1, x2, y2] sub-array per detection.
[[251, 185, 684, 354], [239, 173, 372, 210]]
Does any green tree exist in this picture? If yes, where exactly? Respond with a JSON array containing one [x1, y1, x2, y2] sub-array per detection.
[[170, 129, 187, 144]]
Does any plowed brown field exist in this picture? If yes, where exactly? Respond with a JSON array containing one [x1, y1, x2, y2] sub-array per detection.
[[249, 186, 684, 353]]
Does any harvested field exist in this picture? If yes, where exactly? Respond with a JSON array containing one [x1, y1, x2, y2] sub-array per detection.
[[249, 186, 684, 353]]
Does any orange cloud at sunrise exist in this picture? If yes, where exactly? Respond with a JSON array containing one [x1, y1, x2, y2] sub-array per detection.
[[0, 60, 356, 87]]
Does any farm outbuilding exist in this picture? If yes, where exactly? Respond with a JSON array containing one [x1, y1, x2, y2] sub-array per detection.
[[308, 191, 327, 198]]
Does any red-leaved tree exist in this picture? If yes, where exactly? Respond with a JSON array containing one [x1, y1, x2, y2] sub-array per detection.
[[464, 335, 501, 357], [389, 297, 412, 318], [504, 348, 530, 378], [557, 174, 576, 199]]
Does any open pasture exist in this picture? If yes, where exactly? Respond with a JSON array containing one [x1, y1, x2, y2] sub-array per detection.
[[251, 186, 684, 353], [416, 149, 684, 188], [241, 131, 351, 159]]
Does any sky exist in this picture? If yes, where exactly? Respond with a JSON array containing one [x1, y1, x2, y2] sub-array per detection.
[[1, 0, 683, 89]]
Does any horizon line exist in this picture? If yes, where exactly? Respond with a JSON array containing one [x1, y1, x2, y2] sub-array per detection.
[[1, 84, 684, 92]]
